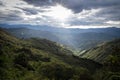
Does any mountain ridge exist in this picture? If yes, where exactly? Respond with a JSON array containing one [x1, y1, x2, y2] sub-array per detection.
[[3, 26, 120, 50], [81, 39, 120, 64]]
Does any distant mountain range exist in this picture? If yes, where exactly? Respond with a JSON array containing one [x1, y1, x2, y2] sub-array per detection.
[[1, 24, 120, 50]]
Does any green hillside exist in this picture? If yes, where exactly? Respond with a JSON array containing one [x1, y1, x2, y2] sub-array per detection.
[[80, 39, 120, 80], [81, 39, 120, 64], [0, 28, 102, 80]]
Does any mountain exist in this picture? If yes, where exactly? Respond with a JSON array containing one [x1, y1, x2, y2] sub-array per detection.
[[1, 28, 120, 80], [3, 26, 120, 50], [80, 39, 120, 64], [0, 28, 102, 80], [80, 39, 120, 80]]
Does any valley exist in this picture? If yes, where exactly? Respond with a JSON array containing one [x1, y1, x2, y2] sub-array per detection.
[[3, 25, 120, 50], [0, 27, 120, 80], [0, 0, 120, 79]]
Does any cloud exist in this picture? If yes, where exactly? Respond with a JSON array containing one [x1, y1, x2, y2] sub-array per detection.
[[0, 1, 4, 6], [23, 0, 120, 13], [0, 0, 120, 28], [67, 9, 105, 26], [96, 6, 120, 21], [17, 8, 38, 15]]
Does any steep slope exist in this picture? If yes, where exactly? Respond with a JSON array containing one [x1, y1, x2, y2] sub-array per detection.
[[81, 39, 120, 64], [80, 39, 120, 80], [0, 28, 101, 80]]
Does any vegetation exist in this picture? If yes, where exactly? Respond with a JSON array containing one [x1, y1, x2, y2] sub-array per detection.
[[0, 29, 98, 80], [81, 39, 120, 80], [0, 28, 120, 80]]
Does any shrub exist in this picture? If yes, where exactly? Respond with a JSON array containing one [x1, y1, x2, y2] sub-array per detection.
[[14, 53, 33, 70], [38, 62, 74, 80]]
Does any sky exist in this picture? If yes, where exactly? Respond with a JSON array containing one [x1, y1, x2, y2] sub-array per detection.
[[0, 0, 120, 28]]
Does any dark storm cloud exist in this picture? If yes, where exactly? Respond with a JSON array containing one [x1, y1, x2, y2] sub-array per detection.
[[0, 1, 4, 6], [17, 7, 39, 15], [67, 4, 120, 27], [64, 0, 120, 13], [0, 11, 23, 23], [96, 6, 120, 21], [23, 0, 120, 13], [23, 0, 52, 6]]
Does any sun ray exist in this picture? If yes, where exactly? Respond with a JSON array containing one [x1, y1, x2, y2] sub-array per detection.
[[45, 4, 73, 21]]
